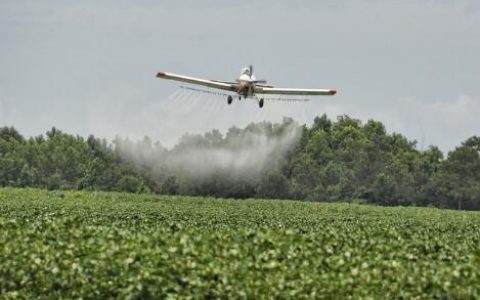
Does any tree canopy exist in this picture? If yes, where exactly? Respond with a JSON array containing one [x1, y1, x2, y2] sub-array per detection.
[[1, 115, 479, 210]]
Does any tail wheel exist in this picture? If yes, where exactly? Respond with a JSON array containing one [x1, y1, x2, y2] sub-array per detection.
[[227, 95, 233, 105], [259, 98, 264, 108]]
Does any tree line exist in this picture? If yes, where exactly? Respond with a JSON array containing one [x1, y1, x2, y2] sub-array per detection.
[[1, 114, 479, 210], [0, 127, 150, 193]]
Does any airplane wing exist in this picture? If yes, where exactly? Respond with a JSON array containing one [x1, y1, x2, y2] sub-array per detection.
[[255, 86, 337, 96], [156, 71, 236, 92]]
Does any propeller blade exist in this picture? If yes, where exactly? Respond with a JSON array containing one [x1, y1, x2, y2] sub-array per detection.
[[249, 65, 253, 77]]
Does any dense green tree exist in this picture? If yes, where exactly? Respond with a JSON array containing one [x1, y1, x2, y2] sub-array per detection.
[[1, 118, 479, 210], [439, 137, 480, 210], [161, 176, 180, 195], [0, 127, 149, 193], [256, 170, 290, 199]]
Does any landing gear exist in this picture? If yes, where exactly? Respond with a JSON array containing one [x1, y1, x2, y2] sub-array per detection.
[[258, 98, 264, 108], [227, 95, 233, 105]]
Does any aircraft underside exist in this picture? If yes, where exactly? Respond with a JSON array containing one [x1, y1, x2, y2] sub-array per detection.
[[227, 92, 264, 108]]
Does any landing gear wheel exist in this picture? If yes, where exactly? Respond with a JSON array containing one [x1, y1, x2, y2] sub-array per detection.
[[259, 98, 264, 108], [227, 95, 233, 105]]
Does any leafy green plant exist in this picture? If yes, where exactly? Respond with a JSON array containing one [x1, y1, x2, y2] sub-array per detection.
[[1, 188, 479, 298]]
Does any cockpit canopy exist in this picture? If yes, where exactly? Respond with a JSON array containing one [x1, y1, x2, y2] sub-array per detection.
[[240, 67, 251, 76]]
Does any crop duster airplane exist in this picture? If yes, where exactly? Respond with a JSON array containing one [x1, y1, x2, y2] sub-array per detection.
[[156, 65, 336, 108]]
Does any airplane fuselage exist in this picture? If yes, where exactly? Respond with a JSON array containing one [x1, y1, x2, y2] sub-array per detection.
[[236, 81, 254, 98], [235, 67, 257, 98]]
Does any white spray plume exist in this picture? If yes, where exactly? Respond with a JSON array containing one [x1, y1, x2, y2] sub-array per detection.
[[114, 120, 302, 181]]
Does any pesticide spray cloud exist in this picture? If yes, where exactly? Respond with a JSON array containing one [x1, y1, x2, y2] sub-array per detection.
[[109, 87, 307, 190], [115, 119, 302, 181], [169, 122, 300, 178]]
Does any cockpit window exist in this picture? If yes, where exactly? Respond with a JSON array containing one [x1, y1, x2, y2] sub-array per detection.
[[241, 67, 250, 75]]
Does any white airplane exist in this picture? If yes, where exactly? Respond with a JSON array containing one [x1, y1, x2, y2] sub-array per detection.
[[156, 65, 336, 108]]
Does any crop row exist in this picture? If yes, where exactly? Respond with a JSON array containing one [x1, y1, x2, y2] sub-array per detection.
[[1, 188, 480, 299]]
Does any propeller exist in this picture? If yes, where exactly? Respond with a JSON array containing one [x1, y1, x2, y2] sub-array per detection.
[[248, 65, 267, 84], [248, 64, 267, 84]]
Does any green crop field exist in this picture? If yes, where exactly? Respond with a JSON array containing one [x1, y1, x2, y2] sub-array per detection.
[[1, 188, 479, 299]]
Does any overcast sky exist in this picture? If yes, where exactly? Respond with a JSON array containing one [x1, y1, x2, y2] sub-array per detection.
[[1, 1, 479, 151]]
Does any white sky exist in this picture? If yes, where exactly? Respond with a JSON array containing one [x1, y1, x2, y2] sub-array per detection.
[[1, 1, 479, 151]]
